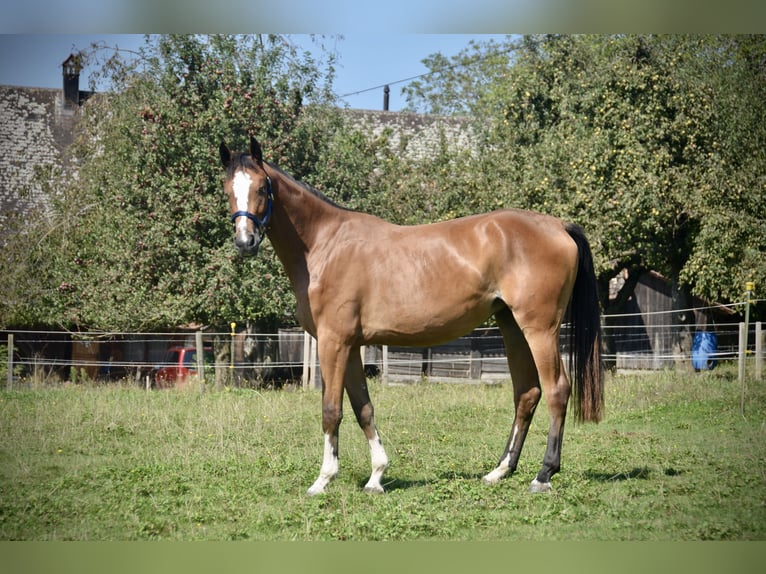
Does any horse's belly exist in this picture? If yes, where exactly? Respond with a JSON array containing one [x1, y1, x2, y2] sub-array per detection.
[[361, 293, 496, 347]]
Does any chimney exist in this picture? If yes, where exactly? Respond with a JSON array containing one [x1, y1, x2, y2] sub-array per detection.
[[62, 54, 82, 108]]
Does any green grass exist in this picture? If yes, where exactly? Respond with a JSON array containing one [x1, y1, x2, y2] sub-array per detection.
[[1, 366, 764, 540]]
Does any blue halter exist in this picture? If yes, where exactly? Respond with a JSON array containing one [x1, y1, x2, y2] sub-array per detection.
[[230, 176, 273, 233]]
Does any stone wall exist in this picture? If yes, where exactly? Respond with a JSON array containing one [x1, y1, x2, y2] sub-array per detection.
[[0, 87, 63, 229], [342, 108, 474, 161], [0, 84, 473, 238]]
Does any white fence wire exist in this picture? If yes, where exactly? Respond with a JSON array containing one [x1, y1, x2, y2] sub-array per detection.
[[2, 301, 764, 388]]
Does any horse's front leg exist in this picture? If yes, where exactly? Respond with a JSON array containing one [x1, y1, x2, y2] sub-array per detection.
[[344, 346, 389, 493], [306, 335, 349, 496]]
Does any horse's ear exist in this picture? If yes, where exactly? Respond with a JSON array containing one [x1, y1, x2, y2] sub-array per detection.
[[219, 142, 231, 168], [249, 136, 263, 165]]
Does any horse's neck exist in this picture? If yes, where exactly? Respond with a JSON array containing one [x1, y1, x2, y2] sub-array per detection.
[[266, 168, 343, 283]]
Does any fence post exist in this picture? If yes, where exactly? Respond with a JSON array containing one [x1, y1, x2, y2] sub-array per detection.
[[301, 332, 320, 390], [229, 322, 236, 386], [302, 331, 310, 389], [739, 322, 746, 416], [309, 336, 319, 389], [756, 321, 763, 382], [382, 345, 389, 385], [196, 330, 205, 391], [6, 333, 13, 390]]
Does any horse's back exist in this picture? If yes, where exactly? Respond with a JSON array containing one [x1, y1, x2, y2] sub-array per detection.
[[309, 208, 577, 346]]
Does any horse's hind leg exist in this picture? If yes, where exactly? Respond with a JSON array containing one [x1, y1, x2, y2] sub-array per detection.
[[483, 307, 543, 485], [526, 331, 570, 493], [484, 306, 571, 492], [512, 310, 572, 493], [344, 346, 389, 493]]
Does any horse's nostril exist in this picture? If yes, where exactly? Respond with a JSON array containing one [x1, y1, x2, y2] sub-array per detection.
[[235, 232, 259, 253]]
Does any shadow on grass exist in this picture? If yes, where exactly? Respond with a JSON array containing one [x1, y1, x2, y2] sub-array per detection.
[[585, 466, 684, 482], [364, 470, 488, 492], [361, 467, 685, 491]]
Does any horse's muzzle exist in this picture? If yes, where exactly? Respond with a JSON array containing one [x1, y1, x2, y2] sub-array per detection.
[[234, 230, 260, 256]]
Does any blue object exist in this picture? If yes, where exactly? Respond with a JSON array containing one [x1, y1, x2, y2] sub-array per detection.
[[692, 331, 718, 371]]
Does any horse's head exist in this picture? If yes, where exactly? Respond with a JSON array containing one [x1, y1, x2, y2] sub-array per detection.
[[219, 136, 273, 256]]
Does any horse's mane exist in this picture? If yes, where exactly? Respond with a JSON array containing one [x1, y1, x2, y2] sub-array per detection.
[[265, 161, 354, 212]]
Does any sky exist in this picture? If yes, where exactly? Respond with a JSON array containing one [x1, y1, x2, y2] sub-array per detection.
[[0, 34, 508, 112]]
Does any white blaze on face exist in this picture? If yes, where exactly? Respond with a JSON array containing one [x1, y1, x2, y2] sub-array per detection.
[[232, 170, 253, 234]]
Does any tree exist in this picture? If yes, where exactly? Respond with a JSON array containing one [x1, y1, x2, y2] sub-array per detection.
[[0, 34, 340, 333], [405, 34, 766, 325], [402, 36, 517, 116], [678, 36, 766, 307]]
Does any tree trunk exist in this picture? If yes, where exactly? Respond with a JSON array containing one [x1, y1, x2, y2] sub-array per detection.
[[213, 334, 231, 390], [671, 279, 694, 372], [600, 265, 645, 372]]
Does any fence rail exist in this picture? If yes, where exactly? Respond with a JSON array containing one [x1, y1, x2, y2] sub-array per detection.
[[2, 309, 764, 389]]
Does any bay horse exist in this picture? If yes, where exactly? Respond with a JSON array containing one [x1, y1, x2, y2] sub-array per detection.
[[219, 136, 604, 495]]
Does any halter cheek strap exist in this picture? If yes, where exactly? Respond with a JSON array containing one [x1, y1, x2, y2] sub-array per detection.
[[230, 177, 273, 232]]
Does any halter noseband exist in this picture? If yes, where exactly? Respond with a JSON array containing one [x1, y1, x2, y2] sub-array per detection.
[[230, 176, 273, 235]]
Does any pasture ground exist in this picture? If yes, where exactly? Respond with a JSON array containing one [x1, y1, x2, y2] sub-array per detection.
[[0, 365, 764, 542]]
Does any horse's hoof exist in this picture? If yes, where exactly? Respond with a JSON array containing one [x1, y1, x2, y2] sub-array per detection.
[[307, 484, 327, 496], [363, 484, 385, 494], [482, 467, 506, 485], [529, 478, 552, 493]]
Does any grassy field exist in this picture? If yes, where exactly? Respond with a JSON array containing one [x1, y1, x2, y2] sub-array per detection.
[[0, 365, 764, 541]]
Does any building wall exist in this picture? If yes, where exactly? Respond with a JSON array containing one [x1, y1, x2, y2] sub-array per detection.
[[0, 87, 473, 200], [610, 270, 735, 369], [0, 84, 474, 239], [342, 108, 475, 161], [1, 87, 61, 231]]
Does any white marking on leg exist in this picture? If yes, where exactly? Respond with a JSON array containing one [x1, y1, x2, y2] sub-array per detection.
[[508, 424, 519, 451], [363, 430, 389, 493], [483, 452, 511, 485], [232, 170, 252, 236], [483, 425, 518, 485], [307, 433, 338, 496]]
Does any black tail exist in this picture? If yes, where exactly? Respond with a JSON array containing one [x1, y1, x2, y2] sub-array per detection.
[[565, 223, 604, 423]]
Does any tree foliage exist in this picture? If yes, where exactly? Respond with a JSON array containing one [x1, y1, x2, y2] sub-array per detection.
[[401, 36, 516, 116], [2, 34, 764, 333], [406, 34, 766, 315], [1, 34, 340, 331]]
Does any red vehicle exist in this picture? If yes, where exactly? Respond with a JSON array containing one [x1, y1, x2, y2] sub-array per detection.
[[153, 346, 214, 389]]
